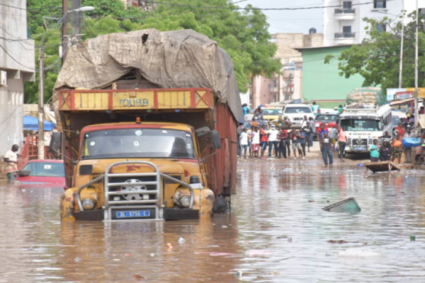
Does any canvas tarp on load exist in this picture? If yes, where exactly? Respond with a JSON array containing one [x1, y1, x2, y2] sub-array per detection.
[[346, 87, 386, 106], [53, 29, 244, 123]]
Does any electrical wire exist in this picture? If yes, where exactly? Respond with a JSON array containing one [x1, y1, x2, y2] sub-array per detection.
[[0, 44, 35, 70]]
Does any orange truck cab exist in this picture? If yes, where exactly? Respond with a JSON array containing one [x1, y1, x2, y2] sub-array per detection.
[[59, 88, 238, 221]]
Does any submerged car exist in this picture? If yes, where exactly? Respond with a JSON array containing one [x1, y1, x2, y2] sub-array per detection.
[[17, 160, 66, 187]]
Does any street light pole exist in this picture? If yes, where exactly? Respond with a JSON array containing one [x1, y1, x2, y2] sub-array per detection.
[[414, 0, 419, 126], [38, 48, 45, 159], [399, 0, 405, 89], [62, 0, 69, 64], [71, 0, 81, 42]]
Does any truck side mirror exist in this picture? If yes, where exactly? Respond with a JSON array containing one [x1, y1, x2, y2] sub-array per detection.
[[71, 160, 78, 165], [210, 130, 221, 149], [18, 170, 30, 177]]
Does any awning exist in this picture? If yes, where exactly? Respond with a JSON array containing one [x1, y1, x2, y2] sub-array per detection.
[[390, 98, 415, 106], [23, 115, 55, 131]]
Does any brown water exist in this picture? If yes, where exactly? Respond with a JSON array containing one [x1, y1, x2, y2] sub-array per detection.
[[1, 157, 425, 282]]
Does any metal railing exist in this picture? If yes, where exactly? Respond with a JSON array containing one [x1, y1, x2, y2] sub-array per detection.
[[335, 32, 355, 38], [334, 8, 355, 14]]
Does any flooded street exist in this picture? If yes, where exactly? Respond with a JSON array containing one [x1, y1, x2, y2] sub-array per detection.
[[1, 157, 425, 282]]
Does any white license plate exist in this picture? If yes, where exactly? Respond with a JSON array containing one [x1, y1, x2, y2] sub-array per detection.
[[354, 146, 366, 151], [116, 210, 150, 218]]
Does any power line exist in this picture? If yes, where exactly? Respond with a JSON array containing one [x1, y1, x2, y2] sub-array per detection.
[[0, 44, 35, 70]]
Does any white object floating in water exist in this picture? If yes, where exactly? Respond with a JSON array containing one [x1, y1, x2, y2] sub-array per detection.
[[338, 248, 382, 258], [178, 237, 186, 244]]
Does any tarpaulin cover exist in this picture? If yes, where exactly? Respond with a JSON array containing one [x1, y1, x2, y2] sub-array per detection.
[[346, 87, 386, 106], [53, 29, 244, 123], [23, 115, 55, 131]]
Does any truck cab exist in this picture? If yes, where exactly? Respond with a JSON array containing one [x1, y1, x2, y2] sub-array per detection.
[[59, 88, 236, 221]]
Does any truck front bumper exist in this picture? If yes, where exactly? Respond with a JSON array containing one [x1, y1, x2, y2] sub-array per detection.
[[74, 208, 199, 221]]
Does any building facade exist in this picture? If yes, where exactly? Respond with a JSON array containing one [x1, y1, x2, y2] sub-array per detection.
[[324, 0, 425, 46], [0, 0, 35, 154], [298, 45, 364, 108], [250, 32, 324, 108]]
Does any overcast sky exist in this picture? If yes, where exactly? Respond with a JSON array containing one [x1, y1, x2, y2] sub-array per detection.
[[242, 0, 324, 35]]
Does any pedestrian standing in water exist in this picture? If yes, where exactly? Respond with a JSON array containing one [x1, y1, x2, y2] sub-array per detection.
[[298, 127, 307, 159], [303, 120, 312, 153], [391, 135, 403, 164], [308, 117, 315, 151], [290, 130, 301, 159], [267, 124, 279, 159], [380, 141, 392, 161], [337, 126, 347, 162], [278, 125, 289, 159], [240, 128, 249, 158], [320, 132, 333, 167], [251, 127, 260, 158], [369, 139, 380, 162], [260, 124, 268, 159], [403, 129, 413, 164], [4, 144, 19, 183]]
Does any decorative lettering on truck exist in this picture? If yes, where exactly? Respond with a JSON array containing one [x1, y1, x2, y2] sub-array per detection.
[[118, 98, 149, 107]]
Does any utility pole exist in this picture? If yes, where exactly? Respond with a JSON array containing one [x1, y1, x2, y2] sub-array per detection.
[[414, 0, 419, 126], [71, 0, 81, 43], [38, 48, 45, 159], [399, 2, 404, 89], [62, 0, 69, 64]]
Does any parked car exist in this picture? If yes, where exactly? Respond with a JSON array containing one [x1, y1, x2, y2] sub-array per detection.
[[314, 114, 340, 135], [17, 160, 66, 187], [279, 104, 315, 128], [262, 107, 281, 123]]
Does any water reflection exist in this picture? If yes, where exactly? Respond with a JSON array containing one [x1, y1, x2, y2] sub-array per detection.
[[0, 158, 425, 282]]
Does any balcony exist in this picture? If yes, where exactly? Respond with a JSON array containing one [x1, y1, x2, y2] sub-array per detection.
[[334, 32, 356, 44], [334, 8, 355, 20]]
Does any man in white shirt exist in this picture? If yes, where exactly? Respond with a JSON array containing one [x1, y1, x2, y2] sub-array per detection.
[[251, 127, 260, 158], [4, 144, 19, 183], [240, 128, 249, 158], [268, 125, 279, 158]]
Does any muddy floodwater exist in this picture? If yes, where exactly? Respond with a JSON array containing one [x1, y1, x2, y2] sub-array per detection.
[[1, 157, 425, 282]]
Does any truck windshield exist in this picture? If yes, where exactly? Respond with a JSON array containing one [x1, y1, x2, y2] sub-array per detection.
[[340, 119, 382, 131], [81, 128, 195, 159], [284, 107, 312, 114]]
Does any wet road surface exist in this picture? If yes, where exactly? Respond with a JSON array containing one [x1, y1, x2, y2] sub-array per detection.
[[1, 156, 425, 282]]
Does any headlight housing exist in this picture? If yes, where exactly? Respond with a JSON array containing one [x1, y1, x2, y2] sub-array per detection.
[[82, 198, 96, 210], [180, 196, 190, 208]]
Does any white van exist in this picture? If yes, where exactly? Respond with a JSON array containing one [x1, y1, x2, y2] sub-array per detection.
[[339, 104, 392, 155]]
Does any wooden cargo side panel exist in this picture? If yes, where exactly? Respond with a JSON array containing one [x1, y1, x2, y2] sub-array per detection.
[[207, 103, 237, 196]]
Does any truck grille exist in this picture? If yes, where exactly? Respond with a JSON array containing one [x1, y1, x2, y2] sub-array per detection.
[[350, 138, 368, 146]]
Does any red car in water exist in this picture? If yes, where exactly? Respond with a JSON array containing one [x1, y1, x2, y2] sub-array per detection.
[[17, 160, 66, 187], [314, 114, 340, 135]]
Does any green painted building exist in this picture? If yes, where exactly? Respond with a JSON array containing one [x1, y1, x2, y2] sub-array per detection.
[[297, 45, 364, 108]]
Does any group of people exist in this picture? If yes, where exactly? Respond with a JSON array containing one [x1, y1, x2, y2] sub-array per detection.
[[239, 117, 314, 160], [368, 123, 425, 165]]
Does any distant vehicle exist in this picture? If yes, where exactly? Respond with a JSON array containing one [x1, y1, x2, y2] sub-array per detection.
[[318, 108, 339, 115], [17, 160, 66, 187], [279, 104, 315, 128], [314, 114, 340, 134], [262, 107, 281, 122], [339, 104, 392, 155]]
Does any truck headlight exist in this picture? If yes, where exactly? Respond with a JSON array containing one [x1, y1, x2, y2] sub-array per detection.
[[180, 196, 190, 208], [82, 198, 96, 210]]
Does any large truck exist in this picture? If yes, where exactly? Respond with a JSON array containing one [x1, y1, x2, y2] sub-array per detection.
[[59, 88, 238, 221], [54, 29, 242, 221]]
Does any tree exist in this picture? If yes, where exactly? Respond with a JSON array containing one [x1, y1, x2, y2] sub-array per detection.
[[25, 0, 280, 101], [324, 12, 425, 92]]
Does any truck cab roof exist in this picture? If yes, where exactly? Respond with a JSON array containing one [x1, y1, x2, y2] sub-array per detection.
[[81, 122, 194, 135]]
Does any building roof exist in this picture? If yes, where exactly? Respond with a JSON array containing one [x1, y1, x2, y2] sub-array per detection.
[[295, 44, 358, 52]]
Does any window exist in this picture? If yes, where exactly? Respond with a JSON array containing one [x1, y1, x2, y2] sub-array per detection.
[[376, 23, 386, 32], [343, 26, 352, 33], [284, 106, 312, 114], [340, 119, 382, 131], [374, 0, 386, 9], [343, 1, 352, 9]]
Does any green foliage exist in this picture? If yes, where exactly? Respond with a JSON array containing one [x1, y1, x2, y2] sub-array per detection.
[[26, 0, 280, 102], [325, 12, 425, 91]]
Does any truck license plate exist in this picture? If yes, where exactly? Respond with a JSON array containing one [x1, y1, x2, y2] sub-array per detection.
[[354, 146, 366, 151], [116, 210, 150, 218]]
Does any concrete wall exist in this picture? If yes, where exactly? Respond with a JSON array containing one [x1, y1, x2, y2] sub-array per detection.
[[301, 46, 364, 105], [0, 0, 35, 154]]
